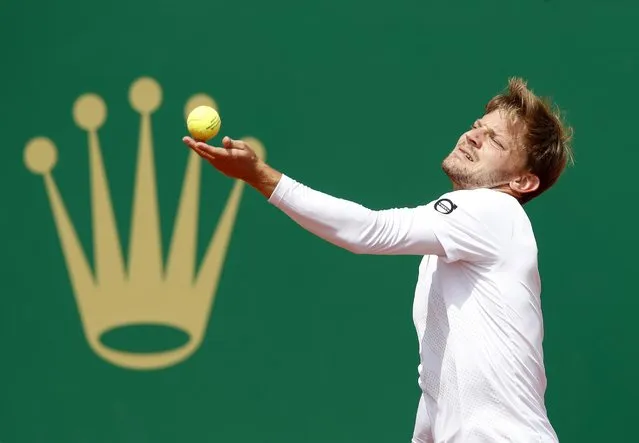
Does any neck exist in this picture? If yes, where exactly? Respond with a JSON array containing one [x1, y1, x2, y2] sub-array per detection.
[[449, 180, 522, 202]]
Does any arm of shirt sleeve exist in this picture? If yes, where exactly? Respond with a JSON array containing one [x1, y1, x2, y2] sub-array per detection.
[[267, 174, 445, 256], [420, 190, 505, 264]]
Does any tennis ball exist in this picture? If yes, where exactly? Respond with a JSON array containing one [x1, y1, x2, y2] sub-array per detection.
[[187, 105, 221, 141]]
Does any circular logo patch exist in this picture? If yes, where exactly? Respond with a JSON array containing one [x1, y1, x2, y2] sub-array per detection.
[[434, 198, 457, 214]]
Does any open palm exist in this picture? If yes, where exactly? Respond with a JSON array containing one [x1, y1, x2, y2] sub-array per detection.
[[182, 136, 261, 181]]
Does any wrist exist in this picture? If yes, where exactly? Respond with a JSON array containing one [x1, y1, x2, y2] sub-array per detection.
[[247, 160, 282, 199]]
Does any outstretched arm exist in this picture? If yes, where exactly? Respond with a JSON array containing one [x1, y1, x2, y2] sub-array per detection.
[[265, 171, 445, 255], [182, 136, 445, 256]]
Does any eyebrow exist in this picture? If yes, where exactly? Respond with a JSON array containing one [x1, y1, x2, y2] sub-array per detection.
[[476, 119, 505, 147]]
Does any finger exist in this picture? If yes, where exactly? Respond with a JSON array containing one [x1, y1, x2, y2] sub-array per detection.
[[182, 136, 211, 153], [194, 141, 231, 158], [190, 143, 215, 160], [182, 136, 198, 148], [183, 137, 213, 159], [222, 136, 233, 149], [182, 136, 230, 158], [222, 136, 247, 150]]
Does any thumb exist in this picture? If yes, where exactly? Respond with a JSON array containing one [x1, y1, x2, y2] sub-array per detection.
[[222, 136, 249, 150], [222, 136, 238, 149]]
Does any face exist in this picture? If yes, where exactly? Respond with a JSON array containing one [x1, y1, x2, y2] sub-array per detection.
[[442, 110, 534, 194]]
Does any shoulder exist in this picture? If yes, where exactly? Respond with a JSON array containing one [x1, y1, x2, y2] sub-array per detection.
[[427, 188, 524, 228], [420, 188, 532, 263]]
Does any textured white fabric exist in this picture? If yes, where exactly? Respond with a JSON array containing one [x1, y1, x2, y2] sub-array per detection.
[[268, 174, 559, 443]]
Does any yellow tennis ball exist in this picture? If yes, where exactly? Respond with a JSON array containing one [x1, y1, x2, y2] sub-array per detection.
[[187, 105, 221, 141]]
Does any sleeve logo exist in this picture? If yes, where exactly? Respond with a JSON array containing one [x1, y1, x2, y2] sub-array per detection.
[[434, 198, 457, 214]]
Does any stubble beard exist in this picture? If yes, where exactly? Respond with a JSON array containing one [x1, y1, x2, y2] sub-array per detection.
[[441, 154, 510, 190]]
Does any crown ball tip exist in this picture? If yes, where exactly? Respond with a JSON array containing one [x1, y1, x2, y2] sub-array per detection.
[[73, 93, 107, 131], [130, 77, 162, 113], [24, 137, 58, 174], [184, 94, 218, 120]]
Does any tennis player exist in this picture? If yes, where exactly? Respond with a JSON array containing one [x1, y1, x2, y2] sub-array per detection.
[[183, 77, 573, 443]]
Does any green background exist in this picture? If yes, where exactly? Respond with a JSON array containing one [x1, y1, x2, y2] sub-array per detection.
[[1, 0, 636, 441]]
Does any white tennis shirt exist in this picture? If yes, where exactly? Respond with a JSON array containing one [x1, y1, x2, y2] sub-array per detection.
[[268, 174, 559, 443]]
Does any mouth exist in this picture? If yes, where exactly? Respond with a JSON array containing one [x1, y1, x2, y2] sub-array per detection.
[[458, 147, 474, 162]]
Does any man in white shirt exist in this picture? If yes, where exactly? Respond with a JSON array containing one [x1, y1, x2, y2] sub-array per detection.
[[182, 77, 573, 442]]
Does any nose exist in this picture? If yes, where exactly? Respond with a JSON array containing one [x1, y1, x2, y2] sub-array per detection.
[[465, 128, 485, 149]]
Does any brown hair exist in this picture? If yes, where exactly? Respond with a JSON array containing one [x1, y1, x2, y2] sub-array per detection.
[[485, 77, 574, 204]]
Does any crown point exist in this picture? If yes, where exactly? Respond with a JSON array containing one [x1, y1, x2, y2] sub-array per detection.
[[241, 136, 266, 161], [24, 137, 58, 174], [129, 77, 162, 113], [184, 94, 218, 120], [73, 93, 107, 131]]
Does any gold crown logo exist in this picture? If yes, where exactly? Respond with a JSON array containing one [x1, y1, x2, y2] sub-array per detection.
[[23, 77, 266, 370]]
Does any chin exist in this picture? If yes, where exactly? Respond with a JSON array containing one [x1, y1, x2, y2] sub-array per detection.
[[441, 161, 476, 190], [442, 157, 465, 176]]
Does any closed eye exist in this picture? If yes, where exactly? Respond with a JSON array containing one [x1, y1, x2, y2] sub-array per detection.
[[491, 137, 506, 150], [472, 120, 506, 149]]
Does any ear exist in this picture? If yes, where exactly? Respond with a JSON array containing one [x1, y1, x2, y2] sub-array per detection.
[[510, 172, 540, 195]]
